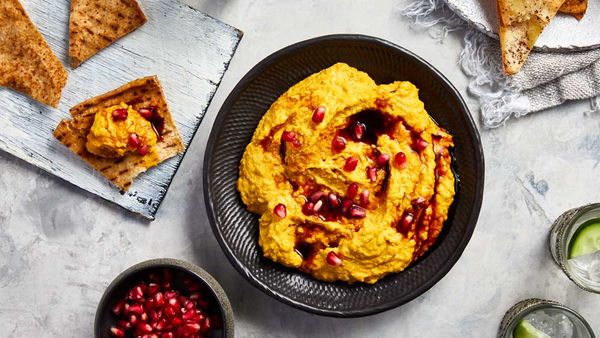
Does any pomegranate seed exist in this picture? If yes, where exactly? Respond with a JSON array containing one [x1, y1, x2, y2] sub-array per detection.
[[167, 297, 178, 307], [111, 108, 128, 121], [394, 152, 408, 168], [367, 167, 377, 182], [343, 157, 358, 171], [139, 107, 155, 120], [154, 292, 165, 306], [414, 137, 428, 151], [332, 136, 347, 152], [164, 291, 177, 299], [401, 212, 414, 228], [110, 327, 125, 337], [147, 283, 160, 295], [326, 252, 343, 266], [359, 189, 370, 206], [117, 320, 131, 329], [144, 298, 155, 311], [137, 322, 153, 334], [161, 333, 174, 338], [313, 200, 323, 212], [353, 122, 366, 140], [140, 312, 148, 322], [328, 193, 341, 208], [185, 300, 196, 310], [312, 106, 326, 123], [274, 203, 287, 218], [113, 300, 125, 315], [349, 205, 367, 218], [302, 202, 315, 215], [129, 314, 138, 325], [309, 191, 325, 203], [200, 318, 211, 333], [281, 131, 301, 147], [155, 318, 167, 331], [184, 322, 201, 334], [127, 304, 144, 315], [138, 143, 149, 156], [129, 285, 145, 301], [183, 310, 197, 321], [347, 183, 359, 199], [170, 317, 183, 326], [150, 309, 162, 322], [342, 199, 353, 213], [376, 153, 390, 166]]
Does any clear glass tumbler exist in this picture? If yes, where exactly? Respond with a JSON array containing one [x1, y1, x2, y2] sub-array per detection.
[[550, 203, 600, 293], [498, 298, 595, 338]]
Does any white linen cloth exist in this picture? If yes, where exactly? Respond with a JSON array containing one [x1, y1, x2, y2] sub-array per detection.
[[399, 0, 600, 128]]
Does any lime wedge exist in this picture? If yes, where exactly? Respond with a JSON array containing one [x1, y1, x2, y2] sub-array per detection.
[[568, 221, 600, 259], [513, 320, 550, 338]]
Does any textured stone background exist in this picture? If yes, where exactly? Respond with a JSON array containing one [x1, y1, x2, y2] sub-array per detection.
[[1, 0, 598, 337]]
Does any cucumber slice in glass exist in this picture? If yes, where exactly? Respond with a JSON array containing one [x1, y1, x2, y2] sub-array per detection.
[[512, 319, 550, 338], [568, 221, 600, 259]]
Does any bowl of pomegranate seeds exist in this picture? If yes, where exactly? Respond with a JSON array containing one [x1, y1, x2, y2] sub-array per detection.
[[204, 34, 484, 316], [94, 258, 234, 338]]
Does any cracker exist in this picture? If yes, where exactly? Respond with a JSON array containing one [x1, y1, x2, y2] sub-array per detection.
[[54, 76, 184, 191], [0, 0, 67, 107], [69, 0, 147, 68]]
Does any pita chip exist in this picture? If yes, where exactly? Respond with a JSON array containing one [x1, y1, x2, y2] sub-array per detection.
[[0, 0, 68, 107], [53, 76, 184, 191], [69, 0, 147, 68], [497, 0, 566, 75]]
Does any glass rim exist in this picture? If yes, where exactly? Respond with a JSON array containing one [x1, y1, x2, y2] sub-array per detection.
[[498, 298, 596, 337], [552, 203, 600, 293]]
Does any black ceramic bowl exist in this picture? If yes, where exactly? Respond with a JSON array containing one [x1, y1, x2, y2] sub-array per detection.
[[94, 258, 234, 338], [204, 34, 484, 317]]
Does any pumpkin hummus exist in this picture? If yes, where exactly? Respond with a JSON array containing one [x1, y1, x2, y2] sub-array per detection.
[[237, 63, 455, 284], [86, 102, 160, 166]]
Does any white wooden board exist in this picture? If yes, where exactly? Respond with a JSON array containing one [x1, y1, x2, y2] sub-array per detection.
[[0, 0, 242, 219]]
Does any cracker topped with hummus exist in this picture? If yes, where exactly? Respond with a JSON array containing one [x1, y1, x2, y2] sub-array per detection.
[[54, 76, 184, 191], [237, 63, 455, 284]]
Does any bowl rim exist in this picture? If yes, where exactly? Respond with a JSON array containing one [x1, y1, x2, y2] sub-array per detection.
[[93, 258, 234, 337], [203, 34, 485, 317]]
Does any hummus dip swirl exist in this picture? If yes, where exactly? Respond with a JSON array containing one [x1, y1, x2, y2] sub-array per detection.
[[237, 63, 455, 284]]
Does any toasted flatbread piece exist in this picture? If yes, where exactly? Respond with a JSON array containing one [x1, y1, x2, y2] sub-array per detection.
[[497, 0, 566, 75], [559, 0, 587, 20], [53, 76, 184, 191], [69, 0, 147, 68], [0, 0, 67, 107]]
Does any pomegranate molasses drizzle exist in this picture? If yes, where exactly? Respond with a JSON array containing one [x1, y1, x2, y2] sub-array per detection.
[[264, 108, 450, 265]]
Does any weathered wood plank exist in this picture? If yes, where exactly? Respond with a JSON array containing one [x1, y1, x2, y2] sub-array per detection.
[[0, 0, 242, 219]]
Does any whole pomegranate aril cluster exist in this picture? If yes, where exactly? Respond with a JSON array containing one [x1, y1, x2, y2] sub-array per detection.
[[109, 270, 221, 338]]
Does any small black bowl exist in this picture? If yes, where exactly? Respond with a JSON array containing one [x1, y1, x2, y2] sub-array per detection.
[[204, 34, 485, 317], [94, 258, 234, 338]]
